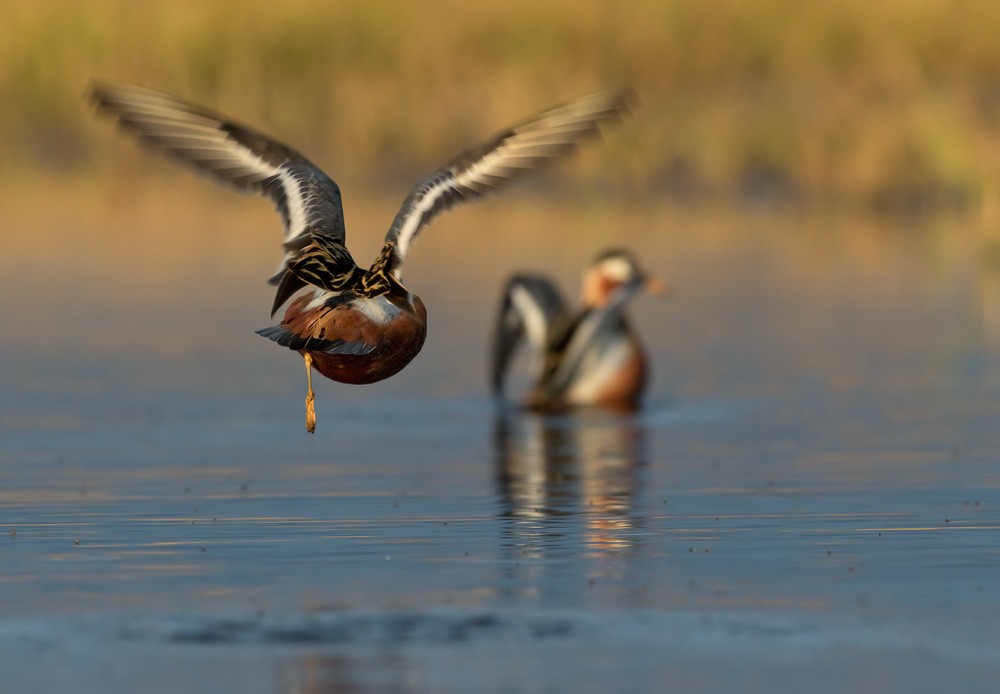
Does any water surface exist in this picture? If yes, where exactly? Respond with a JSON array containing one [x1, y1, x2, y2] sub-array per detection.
[[3, 191, 1000, 691]]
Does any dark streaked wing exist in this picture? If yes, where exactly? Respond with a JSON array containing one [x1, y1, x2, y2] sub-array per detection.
[[491, 274, 567, 396], [255, 325, 375, 355], [90, 82, 349, 285], [383, 89, 632, 279]]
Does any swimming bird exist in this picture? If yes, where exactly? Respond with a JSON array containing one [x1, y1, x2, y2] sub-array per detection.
[[90, 83, 629, 432], [491, 249, 665, 412]]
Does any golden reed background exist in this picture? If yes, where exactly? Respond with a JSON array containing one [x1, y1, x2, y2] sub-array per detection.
[[5, 0, 1000, 213]]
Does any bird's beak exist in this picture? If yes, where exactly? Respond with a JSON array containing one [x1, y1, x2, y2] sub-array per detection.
[[644, 276, 670, 296]]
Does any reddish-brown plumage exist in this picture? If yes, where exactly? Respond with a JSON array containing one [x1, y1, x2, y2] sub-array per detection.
[[281, 294, 428, 385], [578, 341, 647, 412], [524, 337, 648, 414]]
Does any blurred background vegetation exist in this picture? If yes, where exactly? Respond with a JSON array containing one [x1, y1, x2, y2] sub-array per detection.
[[5, 0, 1000, 215]]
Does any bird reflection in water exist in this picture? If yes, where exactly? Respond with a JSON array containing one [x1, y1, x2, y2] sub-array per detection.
[[494, 408, 649, 561], [286, 653, 405, 694]]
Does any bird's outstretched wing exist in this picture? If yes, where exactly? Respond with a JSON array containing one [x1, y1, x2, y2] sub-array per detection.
[[90, 82, 356, 312], [540, 276, 647, 398], [491, 274, 568, 397], [381, 89, 632, 280]]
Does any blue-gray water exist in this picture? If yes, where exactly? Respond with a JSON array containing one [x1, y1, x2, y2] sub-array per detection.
[[3, 195, 1000, 692]]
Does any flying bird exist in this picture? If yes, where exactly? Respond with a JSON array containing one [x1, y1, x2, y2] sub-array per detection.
[[91, 83, 629, 431], [491, 249, 665, 412]]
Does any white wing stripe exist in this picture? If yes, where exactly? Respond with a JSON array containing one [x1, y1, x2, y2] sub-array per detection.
[[394, 177, 453, 259], [275, 168, 309, 244], [510, 284, 552, 384], [510, 285, 550, 350]]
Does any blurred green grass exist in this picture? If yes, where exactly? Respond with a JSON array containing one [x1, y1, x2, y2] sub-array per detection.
[[6, 0, 1000, 212]]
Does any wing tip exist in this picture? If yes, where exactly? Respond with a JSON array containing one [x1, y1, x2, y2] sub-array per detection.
[[610, 85, 639, 114], [87, 80, 165, 114]]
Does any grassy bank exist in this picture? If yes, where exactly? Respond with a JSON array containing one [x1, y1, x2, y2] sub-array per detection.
[[5, 0, 1000, 211]]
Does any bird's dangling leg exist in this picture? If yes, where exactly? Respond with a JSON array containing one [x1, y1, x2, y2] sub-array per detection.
[[303, 353, 317, 434]]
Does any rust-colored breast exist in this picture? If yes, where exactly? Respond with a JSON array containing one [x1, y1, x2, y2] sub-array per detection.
[[527, 333, 648, 413], [281, 293, 428, 385], [585, 344, 647, 412]]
